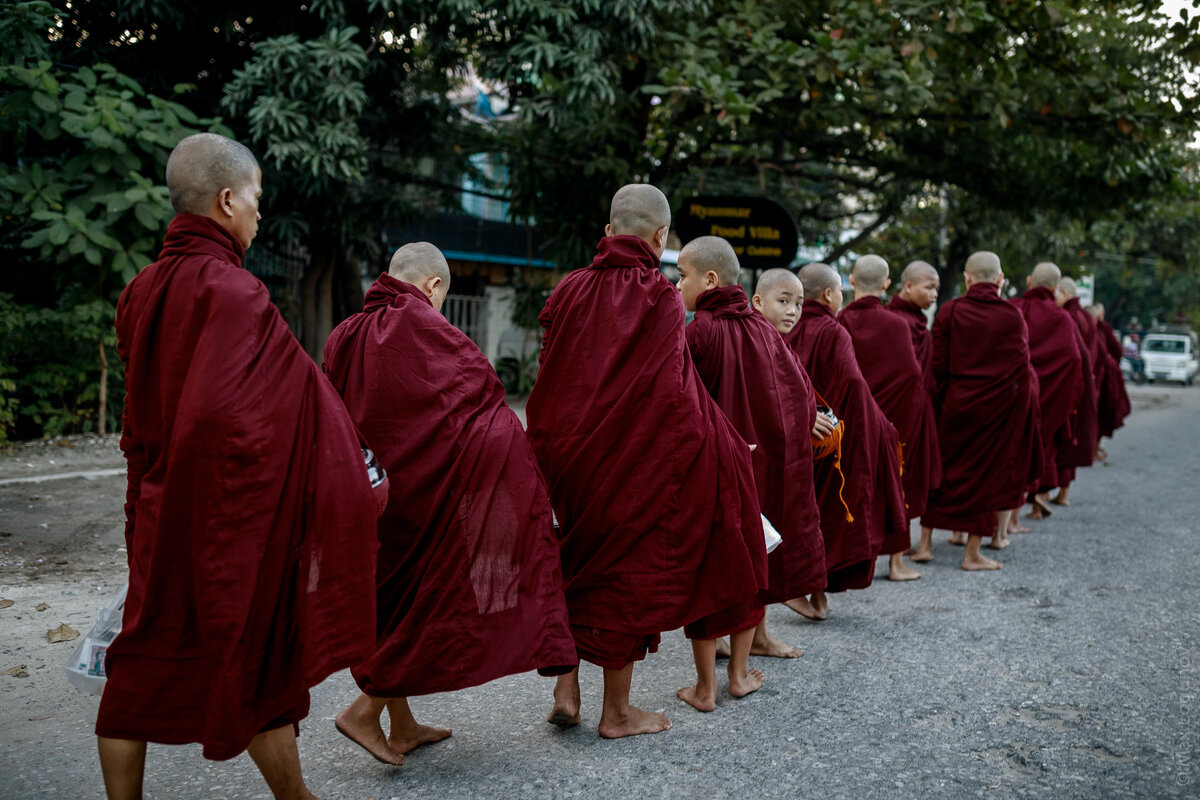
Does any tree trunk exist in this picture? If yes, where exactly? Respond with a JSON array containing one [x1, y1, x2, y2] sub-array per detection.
[[97, 339, 108, 436], [300, 247, 335, 360]]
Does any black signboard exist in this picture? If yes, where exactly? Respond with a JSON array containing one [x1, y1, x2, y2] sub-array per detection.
[[675, 195, 799, 269]]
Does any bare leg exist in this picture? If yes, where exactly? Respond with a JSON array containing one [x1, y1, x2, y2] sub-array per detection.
[[888, 551, 921, 581], [1051, 485, 1071, 506], [989, 509, 1012, 550], [810, 592, 829, 619], [97, 736, 146, 800], [783, 595, 824, 621], [749, 618, 802, 658], [910, 526, 934, 562], [948, 530, 966, 546], [1008, 510, 1031, 534], [962, 534, 1002, 571], [246, 725, 319, 800], [714, 637, 731, 659], [385, 698, 451, 755], [677, 638, 718, 712], [547, 668, 581, 727], [335, 693, 402, 765], [599, 662, 671, 739], [727, 626, 764, 698]]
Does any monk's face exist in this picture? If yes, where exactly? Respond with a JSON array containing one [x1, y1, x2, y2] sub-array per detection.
[[904, 275, 939, 309], [226, 167, 263, 250], [753, 282, 802, 334], [676, 253, 716, 312]]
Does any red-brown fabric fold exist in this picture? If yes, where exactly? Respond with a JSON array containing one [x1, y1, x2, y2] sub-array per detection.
[[886, 295, 937, 397]]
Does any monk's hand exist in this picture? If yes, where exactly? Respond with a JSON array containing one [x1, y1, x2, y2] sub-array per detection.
[[811, 414, 836, 441]]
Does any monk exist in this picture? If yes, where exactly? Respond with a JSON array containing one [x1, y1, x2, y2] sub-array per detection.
[[922, 252, 1041, 569], [673, 241, 827, 710], [1052, 276, 1100, 506], [886, 260, 940, 397], [841, 255, 941, 578], [1090, 303, 1132, 448], [1011, 262, 1084, 521], [323, 243, 577, 764], [526, 184, 767, 737], [784, 263, 907, 618], [96, 133, 379, 800]]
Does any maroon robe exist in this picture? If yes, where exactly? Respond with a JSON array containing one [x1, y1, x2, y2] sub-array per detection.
[[526, 236, 767, 666], [1096, 319, 1132, 436], [96, 215, 378, 761], [1011, 287, 1084, 491], [923, 282, 1042, 536], [323, 274, 577, 697], [1055, 298, 1100, 483], [840, 295, 942, 521], [786, 300, 907, 591], [886, 295, 937, 397], [686, 285, 827, 606]]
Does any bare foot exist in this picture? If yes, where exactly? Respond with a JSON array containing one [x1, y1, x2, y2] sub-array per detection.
[[811, 592, 829, 619], [962, 553, 1003, 571], [728, 667, 764, 698], [750, 628, 802, 658], [676, 683, 716, 712], [909, 548, 934, 563], [948, 532, 966, 546], [1009, 520, 1031, 534], [888, 554, 922, 581], [784, 595, 825, 621], [546, 672, 581, 727], [334, 709, 404, 766], [598, 706, 672, 738], [1025, 507, 1045, 520], [1032, 496, 1053, 517], [988, 536, 1011, 550], [388, 723, 451, 756], [714, 637, 731, 659], [1050, 494, 1070, 507]]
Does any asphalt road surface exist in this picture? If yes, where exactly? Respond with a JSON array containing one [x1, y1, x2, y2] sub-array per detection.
[[1, 383, 1196, 799]]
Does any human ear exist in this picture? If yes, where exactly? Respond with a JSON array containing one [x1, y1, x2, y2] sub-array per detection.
[[751, 294, 764, 310], [218, 187, 235, 219]]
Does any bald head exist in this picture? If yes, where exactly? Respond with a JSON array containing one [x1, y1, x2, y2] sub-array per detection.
[[1029, 261, 1061, 289], [797, 262, 841, 301], [608, 184, 671, 242], [755, 268, 802, 298], [901, 260, 938, 285], [965, 251, 1002, 283], [389, 242, 450, 284], [851, 254, 890, 294], [166, 133, 260, 215], [680, 236, 739, 286], [1058, 276, 1077, 298], [1089, 302, 1106, 321]]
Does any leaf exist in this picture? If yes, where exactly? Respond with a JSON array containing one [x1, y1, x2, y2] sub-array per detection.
[[35, 603, 48, 611], [2, 666, 28, 678], [46, 623, 79, 643], [0, 599, 13, 609]]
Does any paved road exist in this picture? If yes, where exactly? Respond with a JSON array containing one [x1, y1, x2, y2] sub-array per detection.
[[1, 384, 1197, 799]]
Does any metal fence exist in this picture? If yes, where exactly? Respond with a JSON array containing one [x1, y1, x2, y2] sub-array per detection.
[[443, 294, 489, 353]]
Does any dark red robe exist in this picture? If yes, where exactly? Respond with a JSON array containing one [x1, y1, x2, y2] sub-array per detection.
[[1055, 297, 1101, 482], [526, 236, 767, 666], [1096, 320, 1132, 436], [840, 295, 942, 521], [97, 215, 378, 761], [923, 282, 1041, 536], [786, 300, 907, 591], [886, 295, 937, 398], [686, 285, 827, 606], [323, 274, 577, 697], [1011, 287, 1084, 491]]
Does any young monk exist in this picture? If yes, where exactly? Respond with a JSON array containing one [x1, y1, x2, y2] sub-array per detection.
[[922, 252, 1041, 569], [526, 185, 767, 737], [1011, 262, 1084, 521], [1052, 276, 1100, 506], [97, 133, 379, 800], [784, 263, 907, 618], [886, 260, 940, 397], [673, 240, 828, 710], [840, 255, 941, 578], [322, 243, 577, 765], [1090, 303, 1132, 447]]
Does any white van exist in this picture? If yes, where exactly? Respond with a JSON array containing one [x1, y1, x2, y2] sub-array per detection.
[[1141, 331, 1199, 386]]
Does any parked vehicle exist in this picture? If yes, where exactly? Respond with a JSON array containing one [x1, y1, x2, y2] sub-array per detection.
[[1140, 329, 1199, 386]]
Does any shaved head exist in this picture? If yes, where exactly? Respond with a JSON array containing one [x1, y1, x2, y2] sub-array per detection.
[[166, 132, 260, 215], [901, 260, 938, 285], [851, 254, 889, 293], [1058, 276, 1078, 298], [1029, 261, 1061, 289], [965, 251, 1002, 282], [1090, 302, 1105, 321], [679, 236, 739, 286], [755, 268, 802, 297], [608, 184, 671, 241], [797, 262, 841, 301], [389, 242, 450, 285]]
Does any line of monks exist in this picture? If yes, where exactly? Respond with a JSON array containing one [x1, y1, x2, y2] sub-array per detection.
[[92, 135, 1131, 800]]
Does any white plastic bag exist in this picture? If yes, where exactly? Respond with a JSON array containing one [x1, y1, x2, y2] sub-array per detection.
[[761, 514, 782, 554], [63, 583, 127, 695]]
